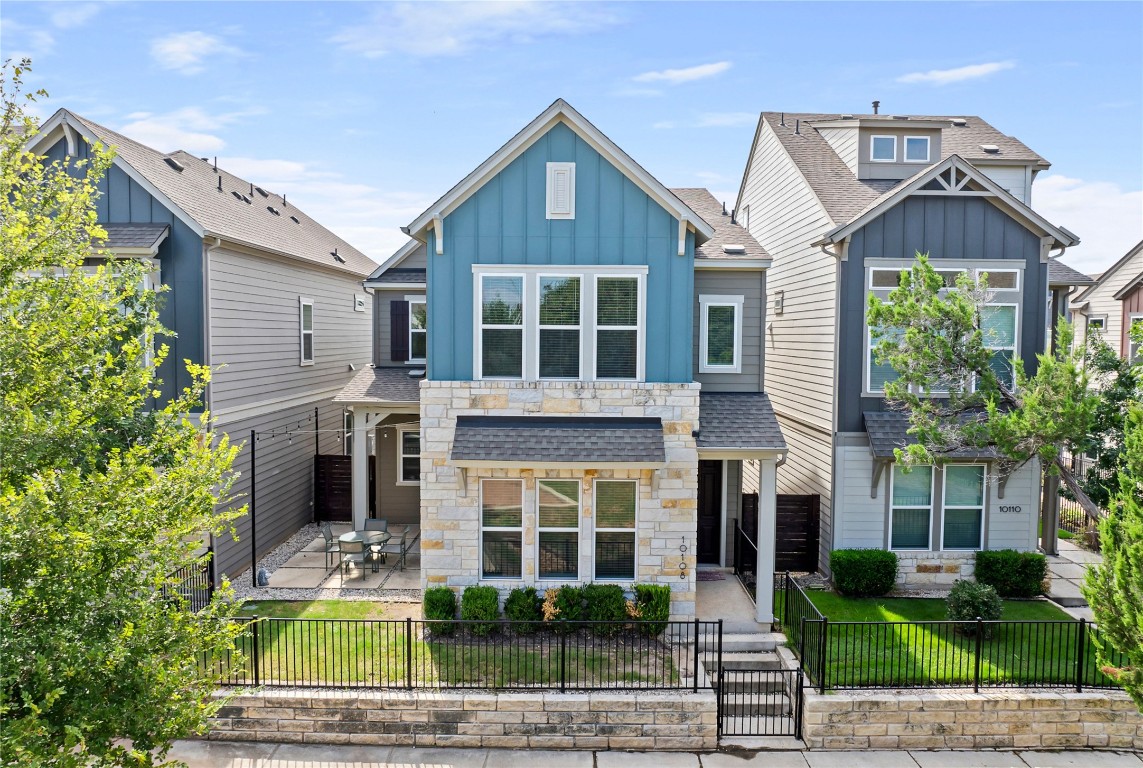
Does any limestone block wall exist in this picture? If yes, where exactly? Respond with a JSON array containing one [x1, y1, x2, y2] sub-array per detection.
[[206, 688, 717, 751], [802, 690, 1143, 750], [895, 551, 976, 590], [418, 381, 700, 618]]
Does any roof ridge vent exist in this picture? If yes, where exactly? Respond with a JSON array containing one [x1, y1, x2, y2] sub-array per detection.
[[721, 244, 746, 255], [241, 194, 252, 204], [163, 156, 185, 172], [839, 114, 854, 119], [980, 144, 1000, 154], [231, 190, 242, 200], [951, 118, 968, 127], [891, 115, 909, 120], [255, 186, 269, 197]]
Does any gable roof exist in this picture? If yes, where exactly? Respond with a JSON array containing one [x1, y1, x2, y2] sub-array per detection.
[[403, 99, 714, 247], [813, 155, 1077, 249], [1074, 240, 1143, 303], [669, 188, 770, 264], [31, 109, 377, 277], [365, 239, 427, 286], [1114, 270, 1143, 300], [737, 112, 1048, 227], [1048, 259, 1096, 287]]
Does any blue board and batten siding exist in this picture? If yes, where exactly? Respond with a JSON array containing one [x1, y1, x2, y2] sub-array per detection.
[[426, 122, 696, 382], [45, 138, 206, 403], [837, 196, 1050, 433]]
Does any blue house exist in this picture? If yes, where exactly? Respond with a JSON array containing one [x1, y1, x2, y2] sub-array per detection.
[[337, 100, 786, 621]]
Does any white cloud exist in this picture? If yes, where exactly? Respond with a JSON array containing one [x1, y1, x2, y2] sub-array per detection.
[[116, 107, 260, 154], [897, 60, 1016, 86], [2, 18, 55, 60], [633, 61, 731, 85], [695, 112, 756, 128], [50, 3, 101, 29], [150, 31, 243, 75], [1033, 174, 1143, 274], [652, 121, 674, 130], [332, 1, 620, 58]]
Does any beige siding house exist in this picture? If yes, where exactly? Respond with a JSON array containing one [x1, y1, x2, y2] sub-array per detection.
[[1071, 240, 1143, 357]]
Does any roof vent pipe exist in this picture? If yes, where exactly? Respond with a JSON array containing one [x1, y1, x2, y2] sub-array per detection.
[[216, 176, 222, 192], [730, 208, 736, 225], [780, 113, 785, 127], [795, 119, 800, 134], [872, 100, 880, 115], [721, 201, 727, 216], [213, 156, 218, 173], [282, 194, 287, 208]]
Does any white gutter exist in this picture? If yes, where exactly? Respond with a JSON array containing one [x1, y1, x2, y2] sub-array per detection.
[[203, 236, 222, 412]]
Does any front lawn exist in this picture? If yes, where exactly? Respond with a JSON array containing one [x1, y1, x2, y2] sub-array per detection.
[[804, 592, 1072, 622]]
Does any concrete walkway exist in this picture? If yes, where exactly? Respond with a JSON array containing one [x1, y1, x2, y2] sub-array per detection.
[[168, 742, 1143, 767], [1046, 539, 1101, 620]]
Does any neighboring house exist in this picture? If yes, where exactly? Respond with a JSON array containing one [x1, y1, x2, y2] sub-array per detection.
[[336, 100, 786, 621], [735, 111, 1088, 587], [1071, 240, 1143, 359], [29, 109, 377, 582]]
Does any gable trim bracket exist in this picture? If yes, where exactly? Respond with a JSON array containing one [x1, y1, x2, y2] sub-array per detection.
[[871, 458, 890, 498], [678, 216, 688, 256], [432, 215, 444, 256]]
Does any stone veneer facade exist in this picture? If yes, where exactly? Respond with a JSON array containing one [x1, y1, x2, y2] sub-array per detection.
[[418, 381, 700, 618], [895, 551, 977, 590]]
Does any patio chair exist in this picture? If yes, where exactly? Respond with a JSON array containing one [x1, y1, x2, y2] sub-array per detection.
[[340, 540, 369, 576], [377, 525, 411, 571], [319, 522, 340, 570], [364, 518, 388, 533]]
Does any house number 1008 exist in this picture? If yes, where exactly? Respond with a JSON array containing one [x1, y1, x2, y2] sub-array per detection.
[[999, 505, 1022, 514]]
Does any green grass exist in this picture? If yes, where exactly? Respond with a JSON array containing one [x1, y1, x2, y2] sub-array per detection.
[[216, 600, 678, 688], [804, 592, 1072, 622]]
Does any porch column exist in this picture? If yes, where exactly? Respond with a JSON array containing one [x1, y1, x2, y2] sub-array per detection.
[[755, 458, 778, 624], [351, 408, 370, 530]]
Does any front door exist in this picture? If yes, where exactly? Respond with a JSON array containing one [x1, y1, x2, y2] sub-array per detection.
[[697, 460, 722, 564]]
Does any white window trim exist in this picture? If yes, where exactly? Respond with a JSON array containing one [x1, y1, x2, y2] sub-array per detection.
[[593, 479, 638, 582], [904, 135, 930, 163], [974, 268, 1021, 292], [699, 294, 744, 373], [870, 135, 897, 162], [480, 479, 524, 581], [940, 464, 986, 551], [1128, 314, 1143, 361], [537, 478, 581, 582], [396, 427, 420, 486], [536, 274, 583, 381], [889, 465, 934, 551], [406, 294, 427, 365], [299, 297, 314, 366], [976, 302, 1020, 392], [1087, 315, 1107, 333], [472, 266, 647, 382], [546, 162, 575, 220]]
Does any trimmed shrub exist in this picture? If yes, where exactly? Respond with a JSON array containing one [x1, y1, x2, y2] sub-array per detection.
[[543, 585, 585, 632], [583, 583, 628, 635], [423, 586, 457, 636], [947, 579, 1003, 637], [634, 584, 671, 636], [830, 549, 898, 597], [504, 587, 542, 634], [974, 549, 1047, 598], [460, 585, 500, 636]]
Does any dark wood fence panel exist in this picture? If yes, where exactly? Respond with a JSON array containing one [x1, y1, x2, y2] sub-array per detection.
[[775, 494, 820, 573]]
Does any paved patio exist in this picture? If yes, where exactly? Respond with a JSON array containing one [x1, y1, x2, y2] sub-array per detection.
[[265, 522, 421, 592], [1046, 538, 1101, 620]]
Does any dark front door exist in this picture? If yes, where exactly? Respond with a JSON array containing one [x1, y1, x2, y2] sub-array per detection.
[[697, 460, 722, 564]]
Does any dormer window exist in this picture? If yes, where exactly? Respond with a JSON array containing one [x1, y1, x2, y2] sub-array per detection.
[[871, 136, 896, 162], [904, 136, 930, 163]]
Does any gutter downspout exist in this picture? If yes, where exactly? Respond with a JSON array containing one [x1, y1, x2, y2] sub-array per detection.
[[203, 237, 222, 415]]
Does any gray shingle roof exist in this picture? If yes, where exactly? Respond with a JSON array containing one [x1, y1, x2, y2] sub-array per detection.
[[97, 223, 169, 250], [863, 411, 996, 460], [1048, 259, 1096, 287], [669, 188, 770, 261], [373, 268, 427, 284], [334, 367, 422, 405], [757, 112, 1047, 226], [65, 112, 377, 277], [451, 416, 666, 464], [696, 392, 786, 450]]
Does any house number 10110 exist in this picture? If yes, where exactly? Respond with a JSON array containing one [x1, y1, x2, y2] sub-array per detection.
[[999, 505, 1022, 514]]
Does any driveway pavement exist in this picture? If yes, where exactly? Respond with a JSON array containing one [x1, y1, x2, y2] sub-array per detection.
[[168, 741, 1143, 768]]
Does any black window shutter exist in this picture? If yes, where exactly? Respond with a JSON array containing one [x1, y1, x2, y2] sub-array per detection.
[[390, 300, 410, 362]]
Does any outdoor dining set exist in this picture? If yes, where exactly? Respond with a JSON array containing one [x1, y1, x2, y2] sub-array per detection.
[[319, 519, 412, 576]]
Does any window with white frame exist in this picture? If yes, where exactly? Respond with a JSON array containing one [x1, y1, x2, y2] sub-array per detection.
[[596, 276, 640, 379], [409, 297, 427, 362], [976, 269, 1019, 291], [481, 479, 523, 579], [871, 135, 896, 162], [904, 136, 930, 163], [538, 276, 581, 378], [595, 480, 637, 580], [890, 465, 933, 550], [398, 428, 420, 484], [1087, 316, 1106, 335], [980, 304, 1018, 389], [1130, 315, 1143, 362], [537, 479, 580, 580], [299, 297, 314, 365], [479, 274, 524, 378], [942, 465, 985, 550], [700, 295, 743, 373]]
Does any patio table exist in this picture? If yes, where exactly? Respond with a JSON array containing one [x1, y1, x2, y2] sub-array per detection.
[[339, 530, 392, 573]]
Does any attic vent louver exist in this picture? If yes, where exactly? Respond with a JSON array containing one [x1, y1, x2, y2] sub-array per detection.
[[290, 215, 300, 224], [722, 244, 747, 255], [231, 191, 242, 200], [164, 156, 185, 172], [255, 186, 269, 197], [241, 195, 252, 204], [980, 144, 1000, 154], [951, 118, 968, 127], [267, 206, 280, 216]]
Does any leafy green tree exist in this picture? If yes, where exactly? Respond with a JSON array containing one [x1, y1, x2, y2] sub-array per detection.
[[1, 61, 244, 767]]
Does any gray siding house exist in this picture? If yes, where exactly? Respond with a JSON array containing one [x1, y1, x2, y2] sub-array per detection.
[[735, 111, 1091, 587], [29, 110, 377, 582]]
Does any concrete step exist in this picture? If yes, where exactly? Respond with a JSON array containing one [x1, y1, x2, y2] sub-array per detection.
[[720, 633, 781, 653], [1048, 579, 1089, 607], [704, 651, 784, 671], [721, 700, 793, 717], [717, 677, 791, 695], [719, 715, 799, 738], [718, 735, 806, 750]]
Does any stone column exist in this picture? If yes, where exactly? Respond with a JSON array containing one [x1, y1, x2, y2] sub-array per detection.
[[755, 458, 778, 624]]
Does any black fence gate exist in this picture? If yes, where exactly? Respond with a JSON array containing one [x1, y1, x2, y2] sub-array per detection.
[[717, 667, 803, 738], [775, 494, 820, 573]]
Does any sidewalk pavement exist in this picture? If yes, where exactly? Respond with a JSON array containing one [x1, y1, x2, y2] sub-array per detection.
[[168, 741, 1143, 768], [1046, 539, 1101, 621]]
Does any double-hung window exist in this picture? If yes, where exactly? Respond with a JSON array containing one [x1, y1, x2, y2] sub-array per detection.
[[299, 297, 314, 365], [481, 479, 523, 579], [699, 295, 743, 373], [537, 479, 580, 580], [479, 275, 524, 378], [538, 276, 581, 378], [409, 297, 427, 362], [980, 304, 1018, 389], [942, 465, 985, 550], [596, 276, 639, 379], [594, 480, 637, 580], [890, 465, 933, 550], [398, 428, 420, 484]]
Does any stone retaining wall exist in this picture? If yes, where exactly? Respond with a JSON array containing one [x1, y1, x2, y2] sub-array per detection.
[[803, 690, 1143, 750], [206, 688, 717, 751]]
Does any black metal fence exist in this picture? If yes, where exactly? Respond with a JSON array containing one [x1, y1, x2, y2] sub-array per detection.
[[732, 521, 757, 601], [204, 617, 722, 692], [166, 554, 214, 612], [717, 667, 804, 738], [777, 575, 1127, 694]]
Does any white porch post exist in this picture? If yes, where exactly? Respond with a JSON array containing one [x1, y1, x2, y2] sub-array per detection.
[[755, 458, 778, 624], [351, 408, 370, 530]]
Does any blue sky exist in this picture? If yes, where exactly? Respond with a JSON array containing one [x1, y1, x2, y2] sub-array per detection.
[[4, 1, 1140, 272]]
